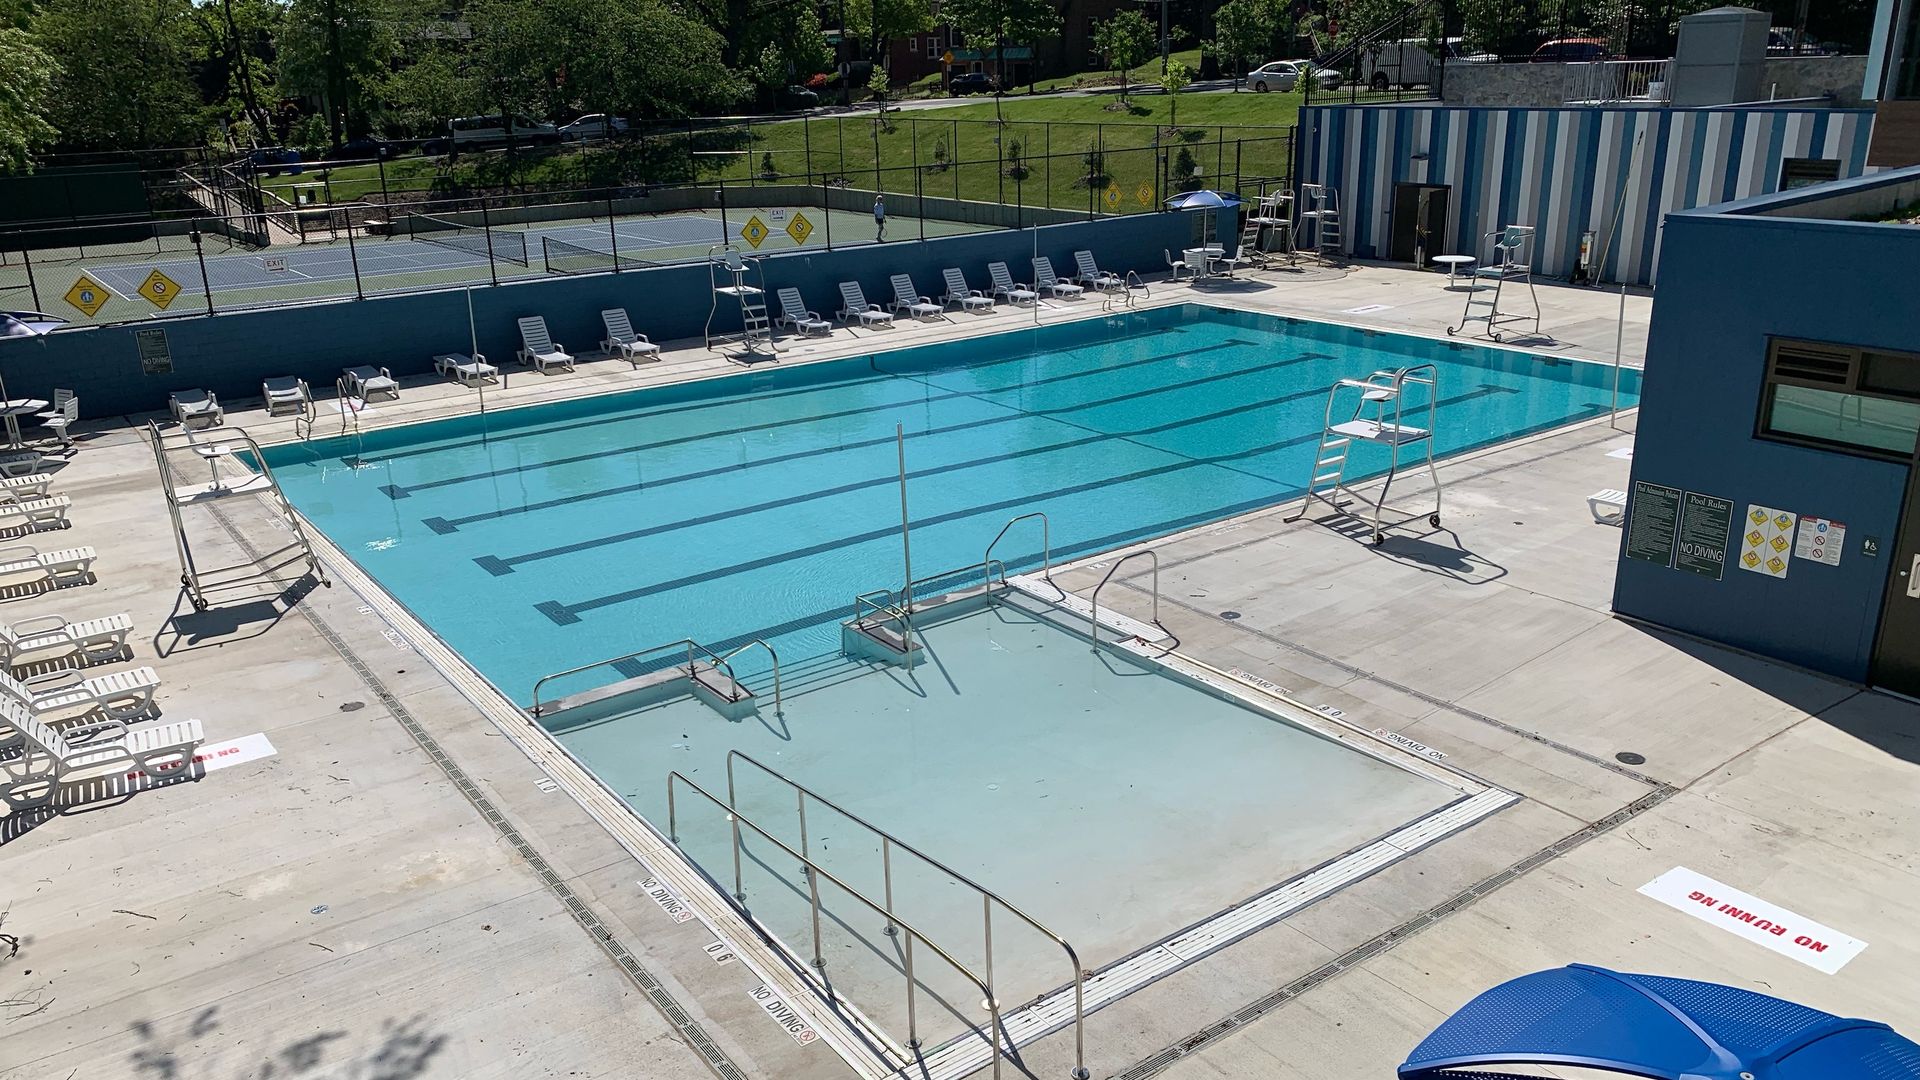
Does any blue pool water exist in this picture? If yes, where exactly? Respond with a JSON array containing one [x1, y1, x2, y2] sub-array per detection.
[[265, 305, 1639, 701]]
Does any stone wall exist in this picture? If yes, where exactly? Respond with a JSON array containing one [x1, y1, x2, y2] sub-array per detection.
[[1439, 55, 1866, 108]]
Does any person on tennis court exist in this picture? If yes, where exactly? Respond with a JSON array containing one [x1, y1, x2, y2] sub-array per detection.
[[873, 195, 886, 242]]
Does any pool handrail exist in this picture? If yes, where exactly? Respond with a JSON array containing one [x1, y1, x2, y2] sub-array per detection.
[[853, 587, 915, 652], [725, 749, 1090, 1080], [713, 638, 782, 715], [983, 512, 1062, 600], [666, 770, 1014, 1076], [529, 637, 741, 717], [1088, 549, 1179, 656]]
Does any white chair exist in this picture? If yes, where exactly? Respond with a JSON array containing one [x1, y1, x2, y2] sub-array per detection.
[[35, 390, 78, 447], [988, 262, 1037, 306], [941, 268, 993, 313], [433, 353, 498, 386], [1031, 257, 1084, 299], [342, 366, 399, 401], [169, 390, 223, 429], [0, 545, 94, 591], [261, 377, 311, 417], [0, 494, 69, 531], [1164, 248, 1190, 282], [1072, 251, 1123, 292], [600, 308, 661, 366], [0, 474, 53, 499], [776, 288, 832, 337], [0, 702, 201, 811], [889, 275, 944, 321], [516, 316, 576, 373], [0, 612, 133, 670], [1589, 488, 1627, 525], [837, 282, 894, 328], [0, 663, 160, 725]]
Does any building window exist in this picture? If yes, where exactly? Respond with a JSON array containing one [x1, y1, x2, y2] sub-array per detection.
[[909, 37, 918, 53], [929, 36, 941, 58], [950, 29, 964, 47], [1759, 338, 1920, 458], [1780, 157, 1841, 189]]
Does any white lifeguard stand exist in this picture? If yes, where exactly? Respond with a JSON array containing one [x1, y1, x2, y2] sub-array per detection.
[[1449, 225, 1541, 341], [1286, 364, 1442, 545], [705, 245, 774, 363]]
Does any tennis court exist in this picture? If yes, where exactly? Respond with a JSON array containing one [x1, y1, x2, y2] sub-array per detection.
[[23, 205, 992, 324]]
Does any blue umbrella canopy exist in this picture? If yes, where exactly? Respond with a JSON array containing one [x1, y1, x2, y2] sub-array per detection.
[[1164, 189, 1244, 209], [0, 311, 67, 338], [1400, 965, 1920, 1080]]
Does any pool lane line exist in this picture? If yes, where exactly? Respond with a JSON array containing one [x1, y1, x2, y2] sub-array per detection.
[[433, 347, 1325, 533], [496, 382, 1523, 601], [373, 333, 1251, 492], [199, 501, 755, 1080]]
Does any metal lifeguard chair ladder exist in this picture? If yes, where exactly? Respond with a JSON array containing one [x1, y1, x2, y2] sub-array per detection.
[[704, 245, 774, 362], [1296, 183, 1343, 262], [1285, 365, 1442, 545], [1449, 225, 1541, 341], [148, 423, 328, 610], [1240, 188, 1295, 266]]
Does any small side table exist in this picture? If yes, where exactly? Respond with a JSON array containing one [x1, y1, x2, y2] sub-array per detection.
[[1431, 254, 1476, 287]]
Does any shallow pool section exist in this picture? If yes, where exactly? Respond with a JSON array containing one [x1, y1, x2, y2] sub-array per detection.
[[265, 305, 1639, 707], [542, 588, 1484, 1065]]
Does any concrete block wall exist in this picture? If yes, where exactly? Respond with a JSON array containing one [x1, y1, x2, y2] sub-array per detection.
[[1439, 55, 1866, 108], [1, 211, 1198, 419]]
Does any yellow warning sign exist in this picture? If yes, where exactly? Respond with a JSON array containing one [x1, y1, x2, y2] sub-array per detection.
[[138, 268, 184, 310], [1136, 183, 1154, 206], [785, 213, 814, 245], [942, 50, 954, 65], [64, 275, 110, 317], [1103, 184, 1122, 210], [740, 215, 769, 249]]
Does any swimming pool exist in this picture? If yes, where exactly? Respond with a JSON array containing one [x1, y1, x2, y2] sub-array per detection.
[[265, 304, 1638, 702]]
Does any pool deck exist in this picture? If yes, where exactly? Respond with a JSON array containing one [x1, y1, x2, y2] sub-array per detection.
[[5, 260, 1915, 1080]]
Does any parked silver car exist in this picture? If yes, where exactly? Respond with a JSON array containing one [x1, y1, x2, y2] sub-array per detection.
[[1245, 60, 1344, 93], [559, 114, 630, 141]]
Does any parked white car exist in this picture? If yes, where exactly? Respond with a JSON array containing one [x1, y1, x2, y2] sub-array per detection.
[[1245, 61, 1344, 94], [448, 114, 560, 148], [560, 114, 630, 141], [1359, 38, 1496, 90]]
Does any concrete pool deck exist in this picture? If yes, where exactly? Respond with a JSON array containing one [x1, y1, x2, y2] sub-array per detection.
[[5, 261, 1914, 1080]]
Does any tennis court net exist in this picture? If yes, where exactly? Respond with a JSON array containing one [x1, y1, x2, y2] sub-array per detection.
[[405, 212, 529, 266], [540, 236, 661, 276]]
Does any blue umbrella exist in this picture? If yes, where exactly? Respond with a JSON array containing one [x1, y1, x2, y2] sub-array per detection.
[[0, 311, 67, 338], [1400, 964, 1920, 1080], [1165, 190, 1244, 251]]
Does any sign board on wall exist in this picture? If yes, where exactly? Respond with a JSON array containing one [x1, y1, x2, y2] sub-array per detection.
[[134, 328, 173, 375], [1674, 492, 1732, 580], [1625, 482, 1680, 565], [1639, 866, 1867, 974], [1739, 504, 1796, 578], [1794, 516, 1846, 566]]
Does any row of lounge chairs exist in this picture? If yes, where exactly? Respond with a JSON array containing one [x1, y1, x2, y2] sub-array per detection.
[[795, 253, 1130, 334], [0, 471, 204, 812]]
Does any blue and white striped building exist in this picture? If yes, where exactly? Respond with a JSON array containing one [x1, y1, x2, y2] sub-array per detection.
[[1297, 104, 1876, 285]]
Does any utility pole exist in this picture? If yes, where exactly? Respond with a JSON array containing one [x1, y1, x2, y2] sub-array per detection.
[[1135, 0, 1171, 78]]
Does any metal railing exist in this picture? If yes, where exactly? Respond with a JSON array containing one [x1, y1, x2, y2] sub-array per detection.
[[852, 587, 915, 653], [983, 511, 1060, 599], [666, 771, 1015, 1073], [726, 749, 1089, 1078], [1089, 549, 1179, 655], [713, 638, 783, 715], [529, 637, 741, 717]]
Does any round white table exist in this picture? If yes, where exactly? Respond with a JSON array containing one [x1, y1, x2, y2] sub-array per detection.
[[1185, 246, 1227, 278], [0, 399, 49, 450], [1431, 254, 1476, 287]]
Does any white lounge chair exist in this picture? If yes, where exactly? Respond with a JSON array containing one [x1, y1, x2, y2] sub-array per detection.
[[0, 474, 54, 499], [0, 663, 160, 725], [776, 289, 832, 337], [941, 269, 993, 313], [433, 353, 497, 386], [1164, 248, 1190, 282], [0, 702, 201, 810], [169, 390, 223, 429], [0, 494, 69, 531], [342, 366, 399, 401], [1072, 251, 1124, 292], [1032, 257, 1084, 299], [0, 546, 94, 591], [516, 316, 576, 373], [35, 389, 78, 447], [1589, 488, 1627, 525], [262, 377, 311, 416], [988, 262, 1037, 306], [0, 451, 42, 479], [0, 612, 133, 669], [837, 282, 894, 328], [600, 309, 661, 366], [889, 275, 944, 321]]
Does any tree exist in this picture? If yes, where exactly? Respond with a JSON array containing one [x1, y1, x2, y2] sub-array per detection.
[[0, 27, 58, 172], [1213, 0, 1278, 88], [1162, 59, 1193, 131], [33, 0, 202, 150], [849, 0, 931, 73], [1091, 10, 1153, 101], [278, 0, 402, 147], [941, 0, 1058, 122]]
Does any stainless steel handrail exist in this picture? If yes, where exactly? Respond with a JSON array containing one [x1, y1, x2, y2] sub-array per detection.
[[853, 587, 914, 653], [1089, 549, 1179, 656], [983, 512, 1060, 599], [714, 638, 782, 716], [726, 750, 1090, 1079], [529, 637, 740, 717], [905, 557, 1008, 600], [667, 770, 1010, 1073]]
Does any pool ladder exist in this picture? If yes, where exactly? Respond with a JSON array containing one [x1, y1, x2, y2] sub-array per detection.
[[1088, 549, 1178, 655], [1100, 271, 1150, 313]]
